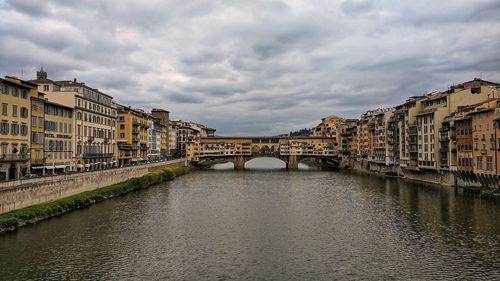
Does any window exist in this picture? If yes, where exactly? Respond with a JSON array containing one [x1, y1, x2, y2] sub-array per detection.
[[12, 88, 18, 97], [21, 90, 28, 99], [12, 105, 17, 117], [38, 117, 43, 128], [43, 85, 49, 91], [11, 122, 19, 135], [2, 103, 7, 115], [0, 121, 9, 134], [32, 132, 42, 144], [486, 156, 493, 170], [1, 84, 8, 95], [20, 107, 28, 118], [477, 156, 483, 169], [32, 117, 37, 127], [20, 124, 27, 136]]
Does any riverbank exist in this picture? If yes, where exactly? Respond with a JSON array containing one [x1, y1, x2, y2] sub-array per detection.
[[0, 166, 192, 234], [342, 159, 500, 202]]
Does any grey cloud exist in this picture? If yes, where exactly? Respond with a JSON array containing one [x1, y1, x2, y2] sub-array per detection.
[[341, 0, 374, 14], [1, 0, 500, 135], [168, 94, 205, 104]]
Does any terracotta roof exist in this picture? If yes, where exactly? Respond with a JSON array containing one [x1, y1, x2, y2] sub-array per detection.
[[28, 78, 62, 86]]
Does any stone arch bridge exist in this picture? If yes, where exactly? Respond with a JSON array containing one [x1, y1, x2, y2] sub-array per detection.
[[186, 136, 340, 170]]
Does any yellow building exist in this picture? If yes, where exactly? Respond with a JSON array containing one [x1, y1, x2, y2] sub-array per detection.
[[0, 76, 37, 180], [116, 104, 149, 166], [43, 101, 74, 174], [30, 91, 46, 172]]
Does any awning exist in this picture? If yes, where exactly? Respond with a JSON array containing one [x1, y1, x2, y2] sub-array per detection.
[[103, 162, 107, 165], [131, 158, 139, 162], [31, 166, 44, 169], [45, 166, 55, 169], [77, 164, 84, 168], [55, 165, 67, 169], [84, 164, 90, 168]]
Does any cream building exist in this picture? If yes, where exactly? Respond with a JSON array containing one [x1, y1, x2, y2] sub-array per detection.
[[415, 79, 500, 171], [30, 69, 117, 171]]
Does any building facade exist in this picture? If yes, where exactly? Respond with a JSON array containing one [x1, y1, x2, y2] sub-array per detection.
[[30, 69, 117, 171], [0, 77, 36, 180], [43, 101, 74, 174], [30, 91, 46, 173], [151, 109, 170, 157], [116, 105, 149, 166]]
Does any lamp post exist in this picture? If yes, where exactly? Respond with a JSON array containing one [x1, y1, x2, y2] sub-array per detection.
[[495, 121, 498, 188]]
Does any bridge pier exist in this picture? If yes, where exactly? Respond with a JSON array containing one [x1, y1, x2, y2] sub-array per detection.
[[234, 156, 245, 170], [287, 155, 298, 170]]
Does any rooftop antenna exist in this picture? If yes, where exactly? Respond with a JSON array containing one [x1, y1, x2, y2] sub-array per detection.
[[20, 69, 24, 79]]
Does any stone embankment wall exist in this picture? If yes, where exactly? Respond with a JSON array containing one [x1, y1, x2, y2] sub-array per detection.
[[342, 158, 456, 186], [0, 159, 186, 214]]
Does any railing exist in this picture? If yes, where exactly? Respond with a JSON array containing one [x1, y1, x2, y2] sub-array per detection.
[[118, 143, 138, 150], [0, 154, 29, 161], [31, 158, 44, 165]]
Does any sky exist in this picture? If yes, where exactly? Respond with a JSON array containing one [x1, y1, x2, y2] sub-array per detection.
[[1, 0, 500, 135]]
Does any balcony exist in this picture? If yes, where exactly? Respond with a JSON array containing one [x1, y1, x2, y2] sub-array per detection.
[[88, 136, 95, 142], [83, 153, 114, 158], [0, 154, 29, 162], [118, 143, 138, 151]]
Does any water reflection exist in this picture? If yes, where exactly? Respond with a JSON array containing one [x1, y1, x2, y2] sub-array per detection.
[[0, 164, 499, 280]]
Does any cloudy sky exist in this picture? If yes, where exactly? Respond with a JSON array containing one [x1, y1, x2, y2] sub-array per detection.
[[1, 0, 500, 135]]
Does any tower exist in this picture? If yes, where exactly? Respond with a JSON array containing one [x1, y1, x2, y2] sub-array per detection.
[[36, 65, 47, 80]]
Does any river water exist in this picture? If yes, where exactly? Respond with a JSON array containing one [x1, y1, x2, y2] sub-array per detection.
[[0, 159, 499, 280]]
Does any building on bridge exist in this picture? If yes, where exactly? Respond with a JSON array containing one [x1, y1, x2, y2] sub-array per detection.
[[186, 136, 340, 170]]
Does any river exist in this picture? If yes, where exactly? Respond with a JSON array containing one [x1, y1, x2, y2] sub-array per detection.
[[0, 158, 499, 280]]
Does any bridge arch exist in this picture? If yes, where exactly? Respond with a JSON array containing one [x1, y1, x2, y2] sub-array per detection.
[[244, 157, 288, 169]]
